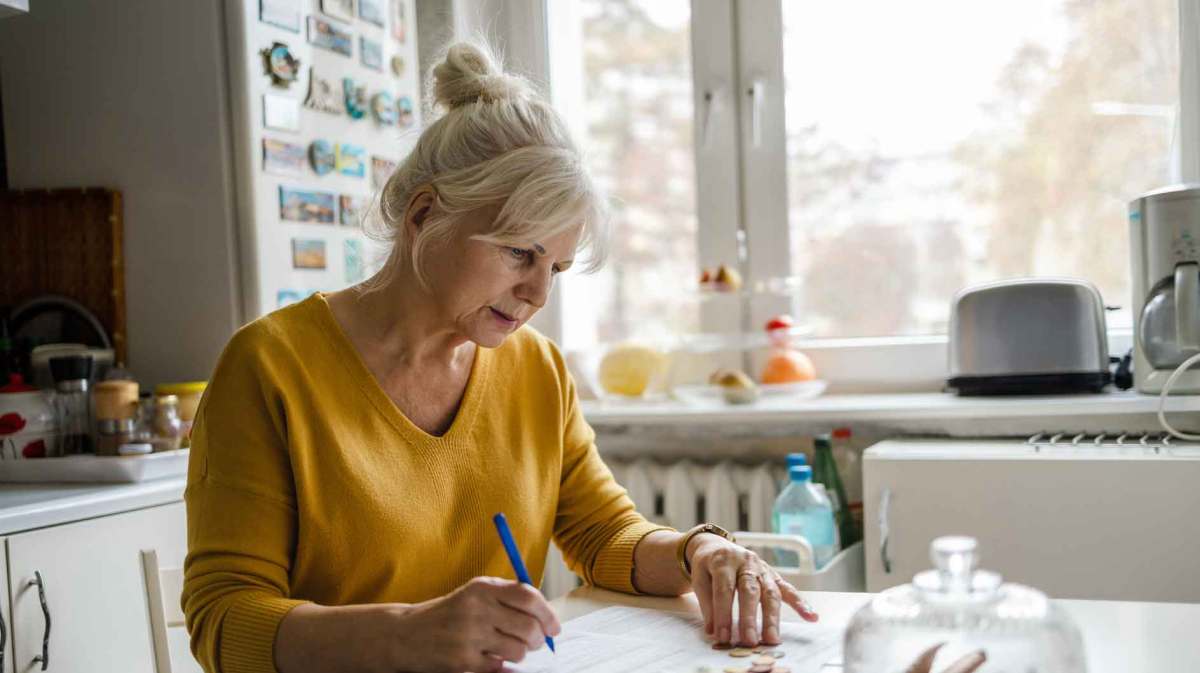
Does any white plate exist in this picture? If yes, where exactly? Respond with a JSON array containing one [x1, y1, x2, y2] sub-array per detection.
[[0, 449, 190, 483], [672, 380, 827, 404]]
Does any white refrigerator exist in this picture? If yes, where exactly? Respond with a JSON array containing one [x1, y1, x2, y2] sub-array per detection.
[[862, 438, 1200, 602]]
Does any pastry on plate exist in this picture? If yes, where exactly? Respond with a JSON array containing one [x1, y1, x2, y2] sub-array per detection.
[[709, 367, 759, 405]]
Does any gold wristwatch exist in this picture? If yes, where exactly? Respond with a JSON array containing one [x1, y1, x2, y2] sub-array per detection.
[[676, 523, 733, 583]]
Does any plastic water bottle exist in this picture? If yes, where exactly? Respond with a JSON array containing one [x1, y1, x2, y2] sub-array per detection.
[[772, 465, 839, 568]]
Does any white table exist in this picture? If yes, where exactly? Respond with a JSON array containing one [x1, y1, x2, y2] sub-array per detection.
[[552, 586, 1200, 673]]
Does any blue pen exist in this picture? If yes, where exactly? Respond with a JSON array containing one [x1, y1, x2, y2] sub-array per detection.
[[492, 512, 556, 653]]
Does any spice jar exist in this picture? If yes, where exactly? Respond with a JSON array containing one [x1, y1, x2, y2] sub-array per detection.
[[152, 395, 184, 452], [155, 382, 205, 447], [93, 380, 139, 457]]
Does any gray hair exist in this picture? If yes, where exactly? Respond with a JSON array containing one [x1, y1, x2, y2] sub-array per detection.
[[368, 40, 609, 290]]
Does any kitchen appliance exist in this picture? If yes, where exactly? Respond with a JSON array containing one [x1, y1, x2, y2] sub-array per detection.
[[844, 536, 1086, 673], [946, 278, 1110, 395], [863, 438, 1200, 603], [1130, 184, 1200, 394]]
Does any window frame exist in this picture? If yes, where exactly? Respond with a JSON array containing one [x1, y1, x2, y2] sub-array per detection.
[[509, 0, 1195, 390]]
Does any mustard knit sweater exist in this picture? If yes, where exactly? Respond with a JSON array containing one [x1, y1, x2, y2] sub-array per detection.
[[181, 294, 669, 672]]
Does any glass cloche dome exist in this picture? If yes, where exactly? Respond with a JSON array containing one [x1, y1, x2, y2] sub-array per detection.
[[844, 536, 1086, 673]]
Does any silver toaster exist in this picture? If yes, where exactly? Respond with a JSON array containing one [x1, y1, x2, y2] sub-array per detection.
[[947, 278, 1110, 395]]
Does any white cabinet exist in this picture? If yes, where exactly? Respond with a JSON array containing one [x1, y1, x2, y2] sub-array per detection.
[[7, 502, 187, 672]]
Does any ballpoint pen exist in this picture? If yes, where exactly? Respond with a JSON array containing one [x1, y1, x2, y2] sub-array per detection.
[[492, 512, 556, 653]]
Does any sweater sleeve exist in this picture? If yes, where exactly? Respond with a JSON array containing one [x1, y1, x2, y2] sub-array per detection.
[[181, 324, 311, 673], [548, 344, 674, 594]]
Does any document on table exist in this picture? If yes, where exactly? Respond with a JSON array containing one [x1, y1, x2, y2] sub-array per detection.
[[508, 606, 843, 673]]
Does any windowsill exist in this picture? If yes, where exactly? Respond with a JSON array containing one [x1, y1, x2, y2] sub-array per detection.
[[580, 389, 1200, 437]]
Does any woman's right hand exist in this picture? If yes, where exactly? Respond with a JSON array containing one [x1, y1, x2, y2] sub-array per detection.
[[388, 576, 561, 673]]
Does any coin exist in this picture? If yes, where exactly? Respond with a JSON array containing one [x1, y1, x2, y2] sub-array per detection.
[[770, 667, 791, 673], [724, 667, 747, 673], [729, 648, 755, 657], [753, 656, 776, 665], [712, 642, 734, 651], [768, 651, 786, 659], [749, 666, 773, 673]]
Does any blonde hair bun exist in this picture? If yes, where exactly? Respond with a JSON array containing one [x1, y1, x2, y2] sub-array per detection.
[[433, 42, 528, 109]]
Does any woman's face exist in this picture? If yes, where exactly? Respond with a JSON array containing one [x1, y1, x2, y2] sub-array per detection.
[[422, 210, 581, 348]]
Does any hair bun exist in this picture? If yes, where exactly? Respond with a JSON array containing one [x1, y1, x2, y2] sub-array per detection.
[[433, 42, 528, 109]]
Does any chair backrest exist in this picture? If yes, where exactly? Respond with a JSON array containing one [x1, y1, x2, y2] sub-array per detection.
[[141, 549, 203, 673]]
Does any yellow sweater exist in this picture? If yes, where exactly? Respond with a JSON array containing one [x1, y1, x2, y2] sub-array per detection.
[[182, 294, 668, 673]]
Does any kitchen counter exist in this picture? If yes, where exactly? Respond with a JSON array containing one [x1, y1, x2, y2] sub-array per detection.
[[0, 476, 186, 535], [553, 586, 1200, 673], [581, 389, 1200, 436]]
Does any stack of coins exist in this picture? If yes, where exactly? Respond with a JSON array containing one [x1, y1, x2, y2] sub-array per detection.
[[708, 645, 790, 673]]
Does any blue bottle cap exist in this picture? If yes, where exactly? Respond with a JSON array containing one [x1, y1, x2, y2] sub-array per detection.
[[786, 453, 807, 468], [789, 465, 812, 482]]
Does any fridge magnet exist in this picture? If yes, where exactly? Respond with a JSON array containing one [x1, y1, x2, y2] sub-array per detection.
[[308, 139, 336, 175], [360, 37, 383, 71], [260, 0, 301, 32], [390, 0, 406, 43], [337, 143, 367, 177], [340, 194, 369, 227], [260, 41, 301, 88], [279, 186, 336, 224], [308, 15, 352, 57], [292, 239, 328, 269], [277, 288, 304, 307], [390, 55, 406, 77], [262, 93, 301, 132], [343, 78, 368, 119], [262, 138, 307, 175], [344, 238, 366, 282], [396, 95, 415, 128], [320, 0, 354, 23], [358, 0, 385, 27], [371, 92, 396, 125], [303, 67, 343, 115], [371, 156, 397, 190]]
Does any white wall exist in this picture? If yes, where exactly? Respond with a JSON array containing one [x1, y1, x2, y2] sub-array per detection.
[[0, 0, 243, 386]]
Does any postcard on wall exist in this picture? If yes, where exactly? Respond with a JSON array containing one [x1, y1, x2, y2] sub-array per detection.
[[279, 186, 336, 224], [262, 138, 306, 175], [359, 0, 385, 27], [371, 156, 397, 190], [360, 37, 383, 71], [292, 239, 328, 269], [262, 93, 301, 132], [344, 238, 366, 282], [260, 0, 301, 32], [337, 143, 367, 178], [339, 194, 369, 227], [390, 0, 406, 43], [320, 0, 354, 23], [308, 15, 352, 57]]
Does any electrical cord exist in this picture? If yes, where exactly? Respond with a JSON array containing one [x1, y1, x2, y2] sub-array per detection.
[[1157, 351, 1200, 440]]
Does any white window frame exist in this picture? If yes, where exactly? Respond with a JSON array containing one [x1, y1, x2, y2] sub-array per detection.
[[477, 0, 1197, 391]]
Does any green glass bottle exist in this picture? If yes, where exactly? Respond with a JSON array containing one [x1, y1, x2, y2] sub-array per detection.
[[812, 433, 856, 548]]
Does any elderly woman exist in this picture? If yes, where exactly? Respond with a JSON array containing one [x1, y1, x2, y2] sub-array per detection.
[[182, 43, 817, 673]]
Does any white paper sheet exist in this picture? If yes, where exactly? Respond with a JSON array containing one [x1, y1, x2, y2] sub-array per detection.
[[508, 606, 843, 673]]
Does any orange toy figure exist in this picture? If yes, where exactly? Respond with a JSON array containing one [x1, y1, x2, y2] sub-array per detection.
[[760, 315, 817, 383]]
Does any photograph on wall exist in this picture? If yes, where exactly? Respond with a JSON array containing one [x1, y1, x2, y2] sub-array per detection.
[[276, 288, 305, 308], [339, 194, 369, 227], [308, 15, 352, 57], [309, 139, 336, 175], [279, 186, 336, 224], [304, 67, 343, 114], [371, 156, 397, 190], [396, 95, 415, 128], [320, 0, 354, 23], [260, 0, 301, 32], [359, 0, 385, 27], [262, 93, 301, 132], [360, 37, 383, 71], [292, 239, 328, 269], [390, 0, 406, 43], [344, 238, 366, 282], [262, 138, 306, 175], [337, 143, 367, 177]]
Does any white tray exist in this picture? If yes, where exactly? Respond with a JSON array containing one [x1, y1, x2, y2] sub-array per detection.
[[0, 450, 190, 483], [672, 380, 828, 405]]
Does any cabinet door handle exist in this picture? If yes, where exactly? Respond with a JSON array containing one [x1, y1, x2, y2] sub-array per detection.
[[878, 488, 892, 574], [29, 571, 49, 670]]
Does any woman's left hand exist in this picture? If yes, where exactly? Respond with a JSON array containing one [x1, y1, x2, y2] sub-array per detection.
[[688, 535, 819, 647]]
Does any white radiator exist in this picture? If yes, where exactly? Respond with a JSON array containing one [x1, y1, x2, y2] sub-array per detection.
[[541, 458, 788, 599]]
